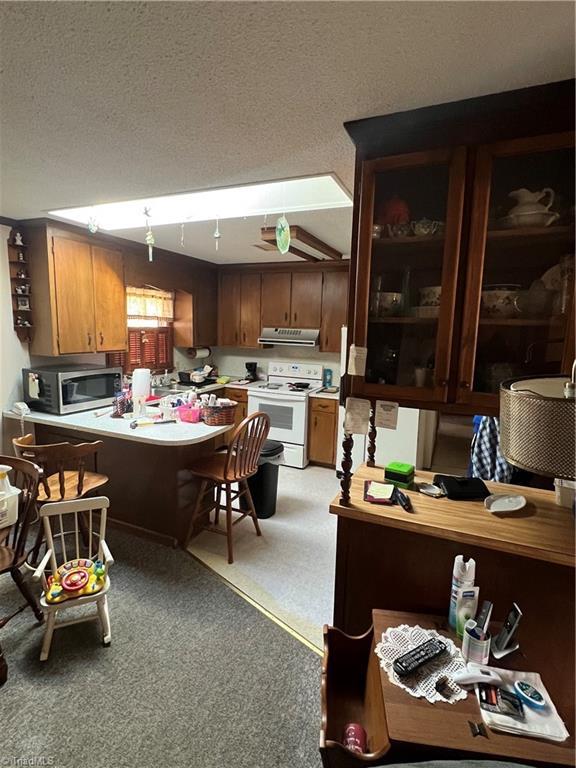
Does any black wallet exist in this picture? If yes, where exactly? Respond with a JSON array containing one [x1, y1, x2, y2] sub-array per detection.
[[433, 474, 490, 500]]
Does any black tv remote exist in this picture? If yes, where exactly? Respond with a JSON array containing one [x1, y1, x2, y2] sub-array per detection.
[[393, 638, 448, 676]]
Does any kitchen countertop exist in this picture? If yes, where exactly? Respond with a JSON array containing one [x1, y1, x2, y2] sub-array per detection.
[[309, 389, 340, 401], [3, 408, 232, 446]]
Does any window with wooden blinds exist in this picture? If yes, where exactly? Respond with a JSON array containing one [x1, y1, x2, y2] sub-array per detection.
[[106, 327, 173, 374]]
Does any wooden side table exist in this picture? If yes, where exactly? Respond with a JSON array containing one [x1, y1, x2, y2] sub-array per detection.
[[320, 609, 575, 767]]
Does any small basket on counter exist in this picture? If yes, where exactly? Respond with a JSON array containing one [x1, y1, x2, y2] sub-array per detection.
[[201, 401, 237, 426]]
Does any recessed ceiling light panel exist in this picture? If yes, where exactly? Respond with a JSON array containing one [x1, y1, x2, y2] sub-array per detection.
[[48, 174, 352, 230]]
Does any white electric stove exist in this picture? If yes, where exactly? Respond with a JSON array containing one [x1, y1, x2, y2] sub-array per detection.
[[246, 361, 323, 468]]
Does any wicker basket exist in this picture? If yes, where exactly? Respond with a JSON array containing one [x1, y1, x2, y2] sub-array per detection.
[[201, 402, 237, 426]]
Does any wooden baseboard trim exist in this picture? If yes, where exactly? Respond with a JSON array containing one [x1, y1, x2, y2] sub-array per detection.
[[107, 517, 178, 548]]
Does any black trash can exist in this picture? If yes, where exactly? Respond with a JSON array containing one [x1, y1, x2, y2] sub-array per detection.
[[245, 439, 284, 519]]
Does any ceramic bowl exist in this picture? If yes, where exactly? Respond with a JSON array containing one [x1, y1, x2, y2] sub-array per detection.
[[481, 286, 520, 317], [419, 286, 442, 307], [499, 211, 560, 229], [378, 292, 402, 316], [414, 305, 440, 319]]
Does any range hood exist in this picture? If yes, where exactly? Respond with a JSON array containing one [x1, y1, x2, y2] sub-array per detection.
[[257, 327, 319, 347]]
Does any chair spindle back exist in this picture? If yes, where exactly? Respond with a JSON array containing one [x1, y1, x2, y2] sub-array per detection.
[[224, 412, 270, 481], [0, 455, 42, 565]]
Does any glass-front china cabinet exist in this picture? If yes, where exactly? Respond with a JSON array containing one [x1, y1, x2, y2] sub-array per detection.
[[344, 84, 575, 416]]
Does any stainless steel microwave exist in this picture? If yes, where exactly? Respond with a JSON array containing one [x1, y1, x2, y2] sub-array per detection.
[[22, 365, 122, 414]]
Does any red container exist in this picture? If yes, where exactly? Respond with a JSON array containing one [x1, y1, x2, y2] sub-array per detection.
[[343, 723, 367, 753]]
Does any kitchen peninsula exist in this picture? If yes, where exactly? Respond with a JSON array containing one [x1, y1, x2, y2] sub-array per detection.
[[4, 408, 233, 546]]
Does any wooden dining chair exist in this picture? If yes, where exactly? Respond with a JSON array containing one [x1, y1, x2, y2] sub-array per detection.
[[13, 434, 108, 503], [32, 496, 114, 661], [0, 455, 44, 623], [185, 412, 270, 564]]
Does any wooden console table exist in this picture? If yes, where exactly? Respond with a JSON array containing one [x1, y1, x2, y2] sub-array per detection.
[[329, 463, 575, 757], [320, 609, 575, 767]]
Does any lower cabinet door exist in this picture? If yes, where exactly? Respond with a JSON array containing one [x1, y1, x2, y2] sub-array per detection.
[[308, 410, 336, 465]]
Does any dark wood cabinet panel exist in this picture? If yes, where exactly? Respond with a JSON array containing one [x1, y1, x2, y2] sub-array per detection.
[[218, 273, 241, 346], [320, 270, 348, 352], [240, 273, 261, 347], [261, 272, 291, 327], [291, 271, 322, 327]]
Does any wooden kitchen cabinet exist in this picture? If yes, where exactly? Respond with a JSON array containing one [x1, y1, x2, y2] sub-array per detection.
[[174, 277, 218, 349], [28, 226, 127, 355], [261, 272, 291, 327], [52, 236, 95, 353], [320, 270, 348, 352], [343, 80, 575, 415], [225, 387, 248, 428], [308, 396, 338, 466], [218, 273, 241, 346], [92, 246, 127, 352], [218, 272, 261, 348], [291, 271, 322, 327], [240, 273, 261, 347]]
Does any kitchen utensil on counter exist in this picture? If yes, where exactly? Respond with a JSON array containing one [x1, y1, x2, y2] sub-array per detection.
[[245, 362, 258, 382], [419, 286, 442, 307], [481, 285, 521, 317]]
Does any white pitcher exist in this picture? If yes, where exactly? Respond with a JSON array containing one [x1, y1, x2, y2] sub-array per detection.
[[508, 187, 556, 215]]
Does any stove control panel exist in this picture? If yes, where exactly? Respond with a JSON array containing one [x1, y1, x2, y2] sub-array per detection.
[[267, 362, 323, 380]]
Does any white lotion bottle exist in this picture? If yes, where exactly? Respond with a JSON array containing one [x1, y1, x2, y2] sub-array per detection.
[[449, 555, 476, 629]]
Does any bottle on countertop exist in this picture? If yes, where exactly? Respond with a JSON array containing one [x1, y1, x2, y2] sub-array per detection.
[[449, 555, 476, 629]]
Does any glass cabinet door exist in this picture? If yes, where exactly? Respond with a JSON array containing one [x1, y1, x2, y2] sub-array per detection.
[[352, 147, 466, 403], [458, 133, 575, 408]]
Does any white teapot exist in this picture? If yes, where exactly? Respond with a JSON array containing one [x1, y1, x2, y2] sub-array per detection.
[[506, 188, 560, 227]]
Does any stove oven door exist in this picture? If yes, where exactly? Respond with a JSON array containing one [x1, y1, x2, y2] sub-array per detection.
[[247, 391, 307, 445]]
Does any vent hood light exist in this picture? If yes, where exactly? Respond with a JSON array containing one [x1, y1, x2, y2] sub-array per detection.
[[48, 175, 352, 230], [257, 327, 319, 347]]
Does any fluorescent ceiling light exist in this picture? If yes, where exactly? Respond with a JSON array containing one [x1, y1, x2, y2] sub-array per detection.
[[49, 174, 352, 231]]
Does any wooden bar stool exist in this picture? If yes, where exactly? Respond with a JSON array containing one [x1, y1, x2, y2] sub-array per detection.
[[185, 412, 270, 564], [0, 455, 44, 624]]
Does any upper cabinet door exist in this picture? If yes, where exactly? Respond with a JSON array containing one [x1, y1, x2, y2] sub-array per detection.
[[52, 236, 96, 354], [218, 273, 241, 346], [351, 147, 467, 404], [92, 246, 127, 352], [261, 272, 291, 327], [291, 272, 323, 328], [320, 270, 348, 352], [458, 132, 575, 410], [239, 273, 262, 347]]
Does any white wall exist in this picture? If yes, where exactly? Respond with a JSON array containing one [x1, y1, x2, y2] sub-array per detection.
[[208, 345, 341, 380]]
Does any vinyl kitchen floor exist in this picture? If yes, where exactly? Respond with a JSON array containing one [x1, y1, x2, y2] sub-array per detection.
[[187, 464, 339, 651]]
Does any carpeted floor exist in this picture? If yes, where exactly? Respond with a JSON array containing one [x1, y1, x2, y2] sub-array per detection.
[[188, 465, 340, 650], [0, 530, 322, 768]]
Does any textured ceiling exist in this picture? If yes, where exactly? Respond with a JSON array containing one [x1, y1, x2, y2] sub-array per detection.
[[0, 1, 574, 263]]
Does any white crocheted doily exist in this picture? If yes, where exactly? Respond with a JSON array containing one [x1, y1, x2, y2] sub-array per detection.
[[374, 623, 468, 704]]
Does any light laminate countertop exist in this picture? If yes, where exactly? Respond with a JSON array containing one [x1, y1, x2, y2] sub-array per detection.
[[3, 408, 232, 446]]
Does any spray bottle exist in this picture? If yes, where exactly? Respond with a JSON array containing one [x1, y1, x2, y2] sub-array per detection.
[[449, 555, 476, 629]]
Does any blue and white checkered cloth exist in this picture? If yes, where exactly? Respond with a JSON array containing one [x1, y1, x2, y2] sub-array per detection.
[[470, 416, 513, 483]]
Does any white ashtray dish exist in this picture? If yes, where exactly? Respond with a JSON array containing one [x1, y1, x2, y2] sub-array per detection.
[[484, 494, 526, 513]]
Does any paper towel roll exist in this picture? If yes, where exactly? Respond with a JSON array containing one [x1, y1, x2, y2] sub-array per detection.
[[186, 347, 211, 359], [132, 368, 151, 398]]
